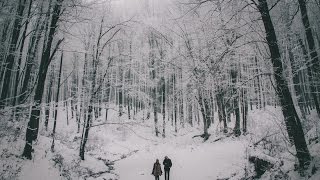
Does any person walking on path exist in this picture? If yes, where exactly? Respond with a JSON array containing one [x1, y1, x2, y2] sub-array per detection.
[[163, 156, 172, 180], [152, 159, 162, 180]]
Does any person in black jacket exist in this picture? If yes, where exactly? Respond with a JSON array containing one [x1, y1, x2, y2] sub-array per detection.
[[163, 156, 172, 180]]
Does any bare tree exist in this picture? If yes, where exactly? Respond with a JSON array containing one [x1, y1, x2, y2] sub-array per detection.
[[22, 0, 64, 159], [254, 0, 311, 170]]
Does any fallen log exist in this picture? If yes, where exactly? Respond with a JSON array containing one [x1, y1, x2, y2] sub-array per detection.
[[249, 150, 280, 178], [192, 133, 211, 141]]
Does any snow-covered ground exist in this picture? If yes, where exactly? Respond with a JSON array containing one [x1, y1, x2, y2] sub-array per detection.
[[1, 105, 320, 180], [115, 135, 248, 180]]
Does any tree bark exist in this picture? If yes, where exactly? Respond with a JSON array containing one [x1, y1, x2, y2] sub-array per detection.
[[162, 77, 166, 138], [231, 69, 241, 137], [12, 0, 33, 108], [198, 89, 209, 138], [51, 51, 63, 152], [216, 89, 227, 133], [241, 88, 248, 134], [45, 66, 55, 131], [22, 0, 64, 160], [297, 0, 320, 117], [257, 0, 311, 170], [0, 0, 28, 108], [254, 56, 262, 109], [20, 0, 49, 103]]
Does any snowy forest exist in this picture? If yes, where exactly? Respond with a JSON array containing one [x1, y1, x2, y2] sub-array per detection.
[[0, 0, 320, 179]]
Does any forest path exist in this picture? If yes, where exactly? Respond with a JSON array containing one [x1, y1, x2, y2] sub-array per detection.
[[115, 135, 248, 180]]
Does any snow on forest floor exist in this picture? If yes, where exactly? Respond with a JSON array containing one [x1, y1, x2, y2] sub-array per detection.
[[115, 134, 248, 180], [1, 106, 320, 180]]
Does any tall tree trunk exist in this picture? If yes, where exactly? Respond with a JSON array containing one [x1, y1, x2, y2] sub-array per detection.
[[80, 50, 99, 159], [79, 49, 99, 159], [173, 73, 177, 132], [188, 101, 193, 126], [298, 0, 320, 117], [297, 35, 313, 113], [127, 94, 131, 119], [210, 91, 215, 124], [153, 87, 159, 136], [0, 0, 27, 108], [216, 89, 227, 133], [22, 0, 64, 160], [254, 56, 262, 109], [20, 0, 48, 103], [174, 98, 177, 133], [282, 3, 306, 118], [79, 104, 92, 160], [241, 88, 248, 134], [0, 13, 12, 68], [105, 80, 110, 121], [12, 0, 33, 108], [162, 77, 166, 138], [198, 89, 209, 139], [149, 33, 159, 136], [257, 0, 311, 170], [118, 68, 123, 116], [45, 66, 54, 131], [51, 52, 63, 152], [231, 69, 241, 137]]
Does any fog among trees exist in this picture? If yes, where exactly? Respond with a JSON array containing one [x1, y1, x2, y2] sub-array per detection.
[[0, 0, 320, 179]]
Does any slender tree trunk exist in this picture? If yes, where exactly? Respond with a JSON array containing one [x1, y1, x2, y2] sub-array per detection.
[[105, 80, 110, 121], [45, 66, 54, 131], [51, 52, 63, 152], [153, 87, 159, 136], [0, 15, 11, 69], [66, 100, 69, 125], [298, 0, 320, 117], [282, 4, 306, 117], [210, 91, 215, 124], [188, 102, 193, 126], [0, 0, 27, 108], [149, 33, 159, 136], [257, 0, 311, 170], [254, 56, 262, 109], [173, 73, 177, 132], [20, 0, 47, 103], [79, 104, 92, 160], [297, 35, 313, 113], [241, 88, 248, 134], [174, 98, 177, 133], [216, 90, 227, 133], [198, 89, 209, 139], [162, 77, 166, 138], [80, 46, 99, 159], [231, 69, 241, 137], [12, 0, 33, 108]]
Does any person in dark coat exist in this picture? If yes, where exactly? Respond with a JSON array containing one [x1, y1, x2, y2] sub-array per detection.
[[163, 156, 172, 180], [152, 159, 162, 180]]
